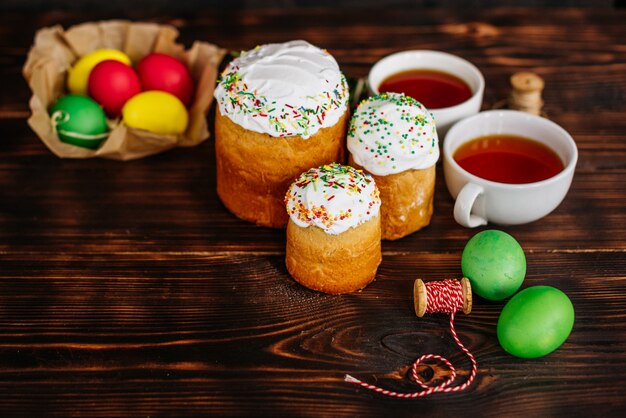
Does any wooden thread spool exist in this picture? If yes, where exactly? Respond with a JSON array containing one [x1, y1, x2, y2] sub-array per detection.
[[345, 277, 478, 397], [413, 278, 472, 317], [508, 71, 545, 115]]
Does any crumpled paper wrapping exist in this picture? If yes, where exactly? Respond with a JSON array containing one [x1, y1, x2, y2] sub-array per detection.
[[23, 20, 226, 160]]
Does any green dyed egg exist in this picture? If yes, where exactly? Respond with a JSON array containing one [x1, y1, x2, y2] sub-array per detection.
[[49, 95, 109, 149], [461, 230, 526, 300], [497, 286, 574, 358]]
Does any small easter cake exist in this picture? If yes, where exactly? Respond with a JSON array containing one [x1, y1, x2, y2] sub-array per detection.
[[347, 92, 439, 240], [214, 40, 349, 228], [284, 163, 382, 294]]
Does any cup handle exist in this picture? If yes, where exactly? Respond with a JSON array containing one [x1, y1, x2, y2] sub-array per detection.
[[454, 182, 488, 228]]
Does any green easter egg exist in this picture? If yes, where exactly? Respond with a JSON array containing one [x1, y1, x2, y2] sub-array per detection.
[[50, 95, 109, 149], [461, 230, 526, 300], [497, 286, 574, 358]]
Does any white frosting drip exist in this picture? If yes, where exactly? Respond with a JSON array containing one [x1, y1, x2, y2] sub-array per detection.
[[285, 163, 381, 235], [214, 40, 349, 139], [347, 92, 439, 176]]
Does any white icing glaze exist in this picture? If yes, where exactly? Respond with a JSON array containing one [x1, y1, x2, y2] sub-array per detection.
[[347, 92, 439, 176], [285, 163, 381, 235], [214, 40, 349, 139]]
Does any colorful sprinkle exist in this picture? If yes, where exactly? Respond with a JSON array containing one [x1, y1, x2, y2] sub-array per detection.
[[347, 92, 439, 176], [214, 41, 349, 139], [285, 163, 381, 235]]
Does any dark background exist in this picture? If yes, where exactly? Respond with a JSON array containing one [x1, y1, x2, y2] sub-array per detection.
[[1, 0, 624, 12], [2, 2, 625, 416]]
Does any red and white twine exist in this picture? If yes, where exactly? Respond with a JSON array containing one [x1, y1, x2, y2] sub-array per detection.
[[344, 279, 477, 398]]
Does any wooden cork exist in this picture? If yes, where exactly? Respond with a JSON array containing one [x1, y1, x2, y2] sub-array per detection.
[[413, 278, 473, 317], [508, 72, 545, 115]]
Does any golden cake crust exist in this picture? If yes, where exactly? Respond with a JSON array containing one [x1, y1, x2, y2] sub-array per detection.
[[349, 156, 435, 240], [215, 110, 348, 228], [285, 215, 382, 294]]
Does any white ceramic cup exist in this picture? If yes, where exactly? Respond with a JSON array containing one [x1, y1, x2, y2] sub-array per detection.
[[443, 110, 578, 228], [368, 50, 484, 136]]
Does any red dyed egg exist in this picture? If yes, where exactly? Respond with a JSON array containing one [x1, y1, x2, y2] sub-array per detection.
[[88, 60, 141, 116], [137, 53, 194, 106]]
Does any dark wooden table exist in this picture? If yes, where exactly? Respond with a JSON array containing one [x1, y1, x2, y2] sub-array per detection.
[[1, 6, 625, 417]]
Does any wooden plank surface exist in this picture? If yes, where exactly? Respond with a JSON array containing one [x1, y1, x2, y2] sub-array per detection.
[[0, 252, 624, 416], [1, 6, 625, 417]]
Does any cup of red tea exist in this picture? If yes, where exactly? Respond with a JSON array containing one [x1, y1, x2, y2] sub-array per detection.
[[443, 110, 577, 228], [368, 50, 484, 135]]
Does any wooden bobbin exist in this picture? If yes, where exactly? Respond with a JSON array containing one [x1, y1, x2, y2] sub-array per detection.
[[413, 278, 473, 317], [508, 71, 545, 115]]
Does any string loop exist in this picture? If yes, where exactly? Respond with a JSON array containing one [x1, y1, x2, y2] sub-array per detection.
[[345, 279, 477, 398], [51, 110, 110, 141]]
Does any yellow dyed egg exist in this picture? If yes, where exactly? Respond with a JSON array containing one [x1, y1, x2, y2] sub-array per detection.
[[122, 91, 188, 135], [67, 49, 131, 95]]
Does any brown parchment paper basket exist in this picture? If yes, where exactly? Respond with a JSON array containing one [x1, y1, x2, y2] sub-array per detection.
[[23, 20, 226, 160]]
